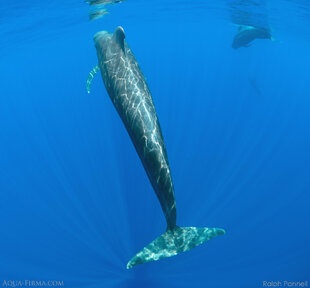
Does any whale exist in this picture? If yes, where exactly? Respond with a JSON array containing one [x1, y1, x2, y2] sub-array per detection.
[[87, 26, 225, 269], [232, 25, 272, 49]]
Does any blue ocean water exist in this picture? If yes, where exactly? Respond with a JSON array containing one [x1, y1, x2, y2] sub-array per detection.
[[0, 1, 309, 287]]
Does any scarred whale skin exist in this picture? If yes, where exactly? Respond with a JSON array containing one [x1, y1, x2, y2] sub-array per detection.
[[94, 27, 177, 229], [92, 26, 225, 269]]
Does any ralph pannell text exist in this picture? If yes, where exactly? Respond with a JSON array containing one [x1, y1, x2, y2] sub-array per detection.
[[263, 281, 308, 287]]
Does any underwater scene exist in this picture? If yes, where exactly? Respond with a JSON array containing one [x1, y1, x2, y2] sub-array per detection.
[[0, 0, 309, 287]]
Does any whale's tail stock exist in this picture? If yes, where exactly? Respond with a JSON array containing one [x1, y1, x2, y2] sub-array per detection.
[[127, 226, 225, 269]]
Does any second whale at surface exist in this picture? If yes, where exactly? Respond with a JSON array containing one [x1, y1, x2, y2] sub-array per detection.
[[232, 25, 273, 49], [87, 26, 225, 269]]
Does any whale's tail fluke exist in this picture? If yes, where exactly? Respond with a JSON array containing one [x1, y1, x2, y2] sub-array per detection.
[[127, 226, 225, 269]]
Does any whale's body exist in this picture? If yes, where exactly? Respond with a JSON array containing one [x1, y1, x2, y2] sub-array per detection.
[[232, 25, 272, 49], [91, 26, 225, 269]]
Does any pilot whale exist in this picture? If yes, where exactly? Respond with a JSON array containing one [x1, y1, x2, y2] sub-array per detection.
[[87, 26, 225, 269], [232, 25, 272, 49]]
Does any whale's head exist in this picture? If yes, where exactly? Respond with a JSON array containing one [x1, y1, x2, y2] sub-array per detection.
[[94, 30, 111, 61], [257, 28, 272, 40], [94, 26, 126, 64], [93, 26, 127, 94]]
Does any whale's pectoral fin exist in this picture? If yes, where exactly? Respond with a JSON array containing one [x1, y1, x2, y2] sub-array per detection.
[[86, 64, 100, 94], [127, 226, 225, 269]]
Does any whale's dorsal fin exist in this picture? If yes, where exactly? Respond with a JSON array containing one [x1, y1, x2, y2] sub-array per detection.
[[86, 64, 99, 94], [112, 26, 125, 53]]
